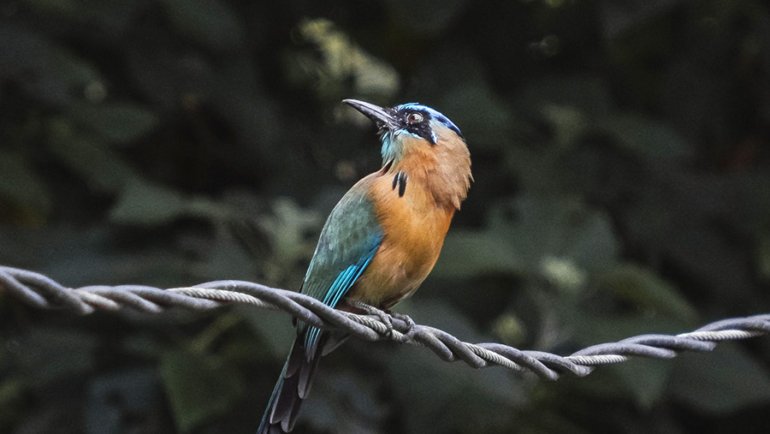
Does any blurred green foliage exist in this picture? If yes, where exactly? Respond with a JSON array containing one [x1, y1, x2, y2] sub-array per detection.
[[1, 0, 770, 433]]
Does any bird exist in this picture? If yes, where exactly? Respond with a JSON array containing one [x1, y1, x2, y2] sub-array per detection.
[[257, 99, 472, 433]]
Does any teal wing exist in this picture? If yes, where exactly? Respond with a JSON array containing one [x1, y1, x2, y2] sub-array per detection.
[[258, 185, 382, 433], [300, 186, 383, 357]]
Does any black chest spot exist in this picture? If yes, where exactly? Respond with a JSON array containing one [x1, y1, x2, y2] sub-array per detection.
[[392, 171, 408, 197]]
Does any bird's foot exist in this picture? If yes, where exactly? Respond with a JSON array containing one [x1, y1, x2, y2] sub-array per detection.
[[347, 300, 396, 339], [345, 301, 417, 341], [388, 311, 416, 339]]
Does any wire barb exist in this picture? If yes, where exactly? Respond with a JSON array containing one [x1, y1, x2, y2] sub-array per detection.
[[1, 265, 768, 380]]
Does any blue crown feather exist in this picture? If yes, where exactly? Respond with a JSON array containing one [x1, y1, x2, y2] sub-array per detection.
[[395, 102, 464, 139]]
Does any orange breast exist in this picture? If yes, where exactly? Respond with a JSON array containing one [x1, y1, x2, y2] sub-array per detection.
[[348, 167, 455, 308]]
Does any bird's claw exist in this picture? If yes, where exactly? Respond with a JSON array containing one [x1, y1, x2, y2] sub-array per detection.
[[389, 311, 416, 339], [347, 301, 416, 341], [348, 300, 395, 339]]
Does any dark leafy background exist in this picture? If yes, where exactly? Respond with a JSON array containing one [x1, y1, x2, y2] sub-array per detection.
[[1, 0, 770, 433]]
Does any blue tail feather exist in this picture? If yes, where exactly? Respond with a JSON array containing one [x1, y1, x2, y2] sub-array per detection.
[[257, 336, 324, 433]]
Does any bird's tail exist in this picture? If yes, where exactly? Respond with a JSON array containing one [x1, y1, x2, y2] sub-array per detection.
[[257, 336, 323, 434]]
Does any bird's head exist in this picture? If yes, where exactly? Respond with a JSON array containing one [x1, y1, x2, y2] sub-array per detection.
[[343, 99, 471, 209], [343, 99, 466, 166]]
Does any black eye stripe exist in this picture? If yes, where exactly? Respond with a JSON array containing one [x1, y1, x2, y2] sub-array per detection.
[[393, 103, 463, 138]]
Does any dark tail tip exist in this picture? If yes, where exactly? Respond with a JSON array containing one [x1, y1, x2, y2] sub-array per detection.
[[257, 338, 323, 434]]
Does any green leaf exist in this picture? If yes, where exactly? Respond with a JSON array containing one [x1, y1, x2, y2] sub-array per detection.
[[758, 230, 770, 284], [383, 0, 467, 36], [288, 18, 400, 101], [68, 102, 159, 144], [302, 371, 386, 434], [541, 104, 590, 148], [568, 312, 685, 408], [109, 178, 223, 225], [438, 81, 516, 149], [597, 113, 692, 160], [670, 344, 770, 413], [599, 263, 697, 321], [434, 229, 523, 278], [385, 300, 524, 433], [23, 0, 140, 36], [514, 75, 613, 117], [0, 150, 51, 216], [436, 194, 619, 286], [160, 349, 245, 432], [85, 368, 161, 434], [256, 198, 322, 278], [47, 119, 136, 193], [22, 0, 80, 16], [161, 0, 245, 50], [570, 310, 689, 351], [239, 308, 295, 359], [611, 359, 673, 409], [195, 229, 260, 281], [109, 178, 187, 225], [599, 0, 681, 39], [500, 194, 620, 276], [0, 24, 101, 105], [0, 378, 24, 427], [16, 328, 97, 386]]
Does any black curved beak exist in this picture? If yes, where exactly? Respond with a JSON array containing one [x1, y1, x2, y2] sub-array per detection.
[[342, 99, 398, 131]]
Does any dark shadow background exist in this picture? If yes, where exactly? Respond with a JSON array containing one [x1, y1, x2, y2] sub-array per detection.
[[1, 0, 770, 433]]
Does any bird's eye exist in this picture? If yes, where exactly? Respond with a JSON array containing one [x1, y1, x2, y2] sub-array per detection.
[[406, 113, 423, 124]]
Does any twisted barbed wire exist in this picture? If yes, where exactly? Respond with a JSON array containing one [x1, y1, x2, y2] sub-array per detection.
[[1, 265, 768, 380]]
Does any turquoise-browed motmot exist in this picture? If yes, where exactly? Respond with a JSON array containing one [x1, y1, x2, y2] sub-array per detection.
[[257, 99, 472, 433]]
